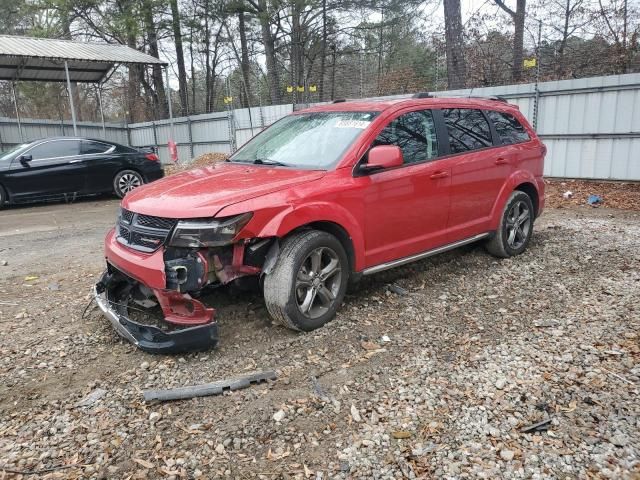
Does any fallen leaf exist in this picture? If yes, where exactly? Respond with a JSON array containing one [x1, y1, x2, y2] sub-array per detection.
[[361, 341, 380, 351], [133, 458, 154, 469]]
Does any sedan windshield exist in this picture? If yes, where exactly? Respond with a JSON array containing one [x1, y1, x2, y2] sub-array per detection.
[[229, 111, 378, 169], [0, 143, 30, 162]]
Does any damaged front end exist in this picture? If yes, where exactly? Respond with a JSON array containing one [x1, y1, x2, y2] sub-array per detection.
[[94, 208, 275, 353]]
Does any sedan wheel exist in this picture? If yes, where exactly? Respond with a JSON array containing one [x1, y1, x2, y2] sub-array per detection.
[[114, 170, 144, 198]]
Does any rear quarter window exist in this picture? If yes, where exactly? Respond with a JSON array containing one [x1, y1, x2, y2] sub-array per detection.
[[442, 109, 493, 154], [486, 111, 531, 145]]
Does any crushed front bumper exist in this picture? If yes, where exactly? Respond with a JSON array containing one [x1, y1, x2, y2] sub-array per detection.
[[94, 272, 219, 354]]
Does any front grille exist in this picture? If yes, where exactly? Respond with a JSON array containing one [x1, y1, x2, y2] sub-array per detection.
[[116, 208, 177, 252]]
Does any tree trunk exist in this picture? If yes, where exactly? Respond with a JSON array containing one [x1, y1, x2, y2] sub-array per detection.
[[142, 0, 168, 118], [238, 8, 253, 107], [189, 20, 196, 113], [512, 0, 526, 82], [494, 0, 526, 82], [443, 0, 467, 89], [291, 0, 304, 91], [258, 0, 281, 104], [318, 0, 327, 101], [169, 0, 189, 115]]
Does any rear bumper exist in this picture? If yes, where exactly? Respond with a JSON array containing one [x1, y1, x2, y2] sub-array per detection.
[[94, 271, 218, 354]]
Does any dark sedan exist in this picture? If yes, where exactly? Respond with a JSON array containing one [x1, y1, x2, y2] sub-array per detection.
[[0, 137, 164, 208]]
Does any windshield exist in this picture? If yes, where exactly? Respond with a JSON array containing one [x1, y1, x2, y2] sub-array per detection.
[[0, 143, 30, 162], [229, 111, 378, 169]]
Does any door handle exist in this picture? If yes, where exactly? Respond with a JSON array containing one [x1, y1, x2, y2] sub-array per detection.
[[495, 157, 509, 165], [429, 171, 449, 180]]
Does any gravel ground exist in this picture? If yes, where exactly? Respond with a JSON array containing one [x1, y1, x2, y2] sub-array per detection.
[[0, 203, 639, 479]]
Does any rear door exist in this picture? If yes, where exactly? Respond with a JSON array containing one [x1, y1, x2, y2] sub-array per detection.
[[80, 140, 122, 193], [359, 108, 453, 268], [443, 108, 508, 240], [7, 139, 85, 201]]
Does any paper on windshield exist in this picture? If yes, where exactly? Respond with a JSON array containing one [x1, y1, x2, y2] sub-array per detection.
[[334, 119, 371, 129]]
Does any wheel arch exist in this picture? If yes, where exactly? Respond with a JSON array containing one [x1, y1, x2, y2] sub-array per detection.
[[246, 202, 366, 272], [489, 171, 541, 230], [514, 181, 539, 217], [288, 221, 356, 273]]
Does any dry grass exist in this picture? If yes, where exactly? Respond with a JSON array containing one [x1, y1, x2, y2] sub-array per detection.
[[545, 178, 640, 210], [164, 152, 228, 175]]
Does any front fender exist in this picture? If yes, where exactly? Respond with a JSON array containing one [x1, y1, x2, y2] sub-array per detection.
[[489, 170, 541, 230], [261, 203, 366, 272], [221, 200, 366, 272]]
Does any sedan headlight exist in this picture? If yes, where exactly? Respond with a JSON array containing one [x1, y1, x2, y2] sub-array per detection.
[[168, 213, 253, 248]]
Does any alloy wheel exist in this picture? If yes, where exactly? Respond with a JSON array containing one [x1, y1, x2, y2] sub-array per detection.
[[295, 247, 342, 319], [118, 173, 142, 195], [505, 200, 531, 250]]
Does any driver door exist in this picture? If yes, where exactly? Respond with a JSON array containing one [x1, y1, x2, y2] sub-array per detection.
[[357, 109, 453, 268], [8, 139, 85, 202]]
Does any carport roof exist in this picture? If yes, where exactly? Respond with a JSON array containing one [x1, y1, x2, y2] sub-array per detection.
[[0, 34, 167, 83]]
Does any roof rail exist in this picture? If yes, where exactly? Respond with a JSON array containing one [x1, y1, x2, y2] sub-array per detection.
[[413, 92, 432, 98], [468, 95, 508, 103], [332, 98, 347, 103]]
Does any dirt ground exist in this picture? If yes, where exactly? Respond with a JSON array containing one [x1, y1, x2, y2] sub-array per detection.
[[0, 195, 639, 479]]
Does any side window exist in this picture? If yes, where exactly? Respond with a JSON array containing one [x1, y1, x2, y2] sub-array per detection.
[[82, 141, 112, 154], [486, 110, 531, 145], [443, 109, 492, 154], [373, 110, 438, 164], [28, 140, 80, 160]]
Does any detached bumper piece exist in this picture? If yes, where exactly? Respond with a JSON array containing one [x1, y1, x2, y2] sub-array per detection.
[[94, 271, 218, 354]]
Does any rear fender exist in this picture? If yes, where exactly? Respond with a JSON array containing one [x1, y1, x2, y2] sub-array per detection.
[[489, 170, 541, 230]]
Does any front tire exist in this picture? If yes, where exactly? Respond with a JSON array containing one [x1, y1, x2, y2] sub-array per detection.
[[114, 170, 144, 198], [485, 190, 535, 258], [264, 230, 349, 332], [0, 185, 6, 209]]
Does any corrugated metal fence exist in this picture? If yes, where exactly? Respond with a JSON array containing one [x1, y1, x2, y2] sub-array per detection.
[[1, 73, 639, 180]]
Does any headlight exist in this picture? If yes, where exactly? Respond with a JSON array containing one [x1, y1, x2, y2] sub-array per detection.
[[168, 213, 253, 248]]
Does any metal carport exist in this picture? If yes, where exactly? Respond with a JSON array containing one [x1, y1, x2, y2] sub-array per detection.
[[0, 34, 170, 141]]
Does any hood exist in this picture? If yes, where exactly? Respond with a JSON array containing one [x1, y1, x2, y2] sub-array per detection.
[[123, 162, 325, 218]]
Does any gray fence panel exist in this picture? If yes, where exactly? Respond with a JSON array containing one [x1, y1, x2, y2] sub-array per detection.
[[2, 74, 639, 179], [0, 117, 128, 149]]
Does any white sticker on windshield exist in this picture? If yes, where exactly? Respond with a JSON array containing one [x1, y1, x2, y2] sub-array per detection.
[[334, 119, 371, 129]]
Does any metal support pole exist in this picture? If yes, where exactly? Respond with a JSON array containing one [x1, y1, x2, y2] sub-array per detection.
[[10, 82, 24, 142], [64, 61, 78, 136], [533, 19, 542, 132], [97, 84, 106, 138], [187, 116, 194, 158], [165, 66, 175, 141]]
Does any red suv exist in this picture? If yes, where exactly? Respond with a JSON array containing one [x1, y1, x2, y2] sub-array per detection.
[[95, 96, 545, 353]]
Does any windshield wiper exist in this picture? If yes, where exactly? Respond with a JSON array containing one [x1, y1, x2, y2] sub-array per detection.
[[252, 158, 290, 167]]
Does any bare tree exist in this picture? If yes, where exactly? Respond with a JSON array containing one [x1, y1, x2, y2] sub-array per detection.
[[494, 0, 526, 81], [443, 0, 467, 88], [169, 0, 189, 114]]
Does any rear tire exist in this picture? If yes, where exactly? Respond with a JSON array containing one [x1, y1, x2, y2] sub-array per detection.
[[485, 190, 534, 258], [114, 170, 144, 198], [0, 185, 6, 209], [263, 230, 349, 332]]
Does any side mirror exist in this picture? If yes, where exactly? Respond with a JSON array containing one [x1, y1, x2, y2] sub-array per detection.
[[361, 145, 403, 173], [19, 154, 32, 165]]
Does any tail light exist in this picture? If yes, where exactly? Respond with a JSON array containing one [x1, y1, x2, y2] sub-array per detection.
[[145, 153, 159, 162]]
